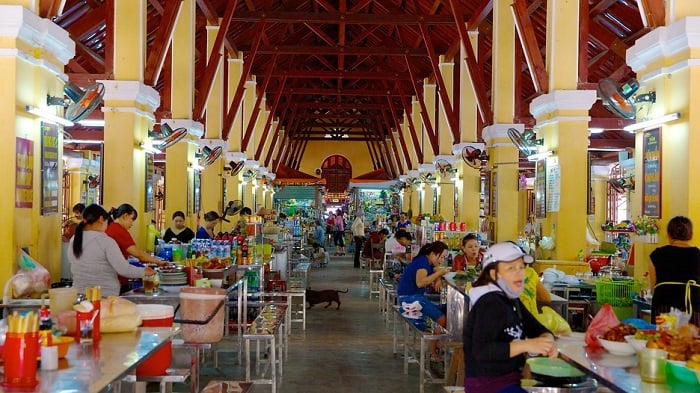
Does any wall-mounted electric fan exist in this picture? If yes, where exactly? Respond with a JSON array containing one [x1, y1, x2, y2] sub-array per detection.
[[419, 173, 435, 184], [47, 81, 105, 123], [241, 168, 257, 180], [461, 145, 489, 169], [153, 123, 187, 149], [198, 146, 222, 167], [597, 78, 656, 120], [86, 175, 100, 189], [507, 128, 539, 156], [227, 160, 245, 176], [223, 199, 244, 218], [435, 158, 457, 174]]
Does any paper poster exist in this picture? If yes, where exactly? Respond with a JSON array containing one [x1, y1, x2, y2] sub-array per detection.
[[16, 137, 33, 208]]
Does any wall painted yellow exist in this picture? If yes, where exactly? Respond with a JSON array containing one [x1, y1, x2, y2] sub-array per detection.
[[298, 141, 377, 177]]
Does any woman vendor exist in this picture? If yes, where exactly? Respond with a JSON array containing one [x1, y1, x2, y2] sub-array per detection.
[[69, 204, 155, 297], [163, 210, 195, 243]]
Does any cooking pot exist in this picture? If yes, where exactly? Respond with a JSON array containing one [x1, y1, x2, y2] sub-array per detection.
[[587, 255, 610, 274]]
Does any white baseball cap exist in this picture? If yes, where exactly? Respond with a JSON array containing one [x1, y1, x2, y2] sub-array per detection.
[[482, 242, 534, 269]]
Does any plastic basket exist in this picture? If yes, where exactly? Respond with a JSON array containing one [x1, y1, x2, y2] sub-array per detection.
[[595, 278, 642, 307]]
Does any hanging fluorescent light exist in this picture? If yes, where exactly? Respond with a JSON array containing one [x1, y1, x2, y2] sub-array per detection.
[[623, 112, 681, 132], [139, 142, 162, 154], [26, 105, 74, 127], [588, 128, 604, 134], [527, 150, 554, 161], [77, 119, 105, 127]]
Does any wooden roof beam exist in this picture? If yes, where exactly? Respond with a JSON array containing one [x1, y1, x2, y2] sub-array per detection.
[[144, 0, 183, 86], [511, 0, 548, 93], [396, 83, 423, 164], [221, 20, 266, 141], [193, 0, 239, 121], [447, 0, 493, 125], [405, 56, 438, 156], [229, 11, 464, 24], [241, 53, 278, 151], [419, 23, 460, 143], [255, 75, 286, 161]]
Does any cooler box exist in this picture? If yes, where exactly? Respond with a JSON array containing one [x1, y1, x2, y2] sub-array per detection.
[[135, 304, 174, 376]]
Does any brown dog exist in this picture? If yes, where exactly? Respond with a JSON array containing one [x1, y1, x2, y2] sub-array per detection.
[[306, 288, 349, 310]]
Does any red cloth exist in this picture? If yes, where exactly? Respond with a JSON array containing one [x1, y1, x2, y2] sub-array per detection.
[[452, 254, 467, 272], [105, 222, 136, 287], [105, 222, 135, 258]]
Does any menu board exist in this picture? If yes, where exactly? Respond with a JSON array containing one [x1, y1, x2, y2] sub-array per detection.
[[145, 153, 154, 212], [482, 171, 491, 216], [40, 122, 59, 214], [16, 137, 33, 208], [642, 128, 661, 218], [535, 160, 546, 218], [546, 159, 560, 212]]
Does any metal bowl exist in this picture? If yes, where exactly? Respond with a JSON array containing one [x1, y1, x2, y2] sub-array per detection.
[[523, 378, 597, 393]]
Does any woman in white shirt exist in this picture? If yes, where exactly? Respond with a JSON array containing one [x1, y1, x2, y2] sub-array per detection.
[[351, 210, 365, 268]]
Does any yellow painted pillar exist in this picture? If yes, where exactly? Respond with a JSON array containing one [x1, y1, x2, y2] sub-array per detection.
[[100, 0, 157, 250], [523, 0, 595, 260], [400, 114, 416, 174], [167, 0, 200, 230], [484, 0, 519, 244], [626, 10, 700, 278], [196, 24, 226, 233], [226, 55, 244, 204], [483, 125, 521, 243], [437, 56, 456, 222], [455, 31, 481, 230], [0, 5, 74, 283], [241, 78, 258, 207], [530, 91, 597, 260]]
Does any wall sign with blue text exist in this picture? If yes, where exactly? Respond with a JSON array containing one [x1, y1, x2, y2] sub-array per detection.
[[642, 128, 661, 218]]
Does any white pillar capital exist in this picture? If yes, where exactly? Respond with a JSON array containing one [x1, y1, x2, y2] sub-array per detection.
[[483, 123, 523, 147], [627, 16, 700, 82], [98, 80, 160, 120]]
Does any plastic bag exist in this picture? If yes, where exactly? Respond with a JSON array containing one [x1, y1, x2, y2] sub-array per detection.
[[11, 248, 50, 298], [535, 306, 572, 336], [585, 303, 620, 348], [100, 296, 142, 333]]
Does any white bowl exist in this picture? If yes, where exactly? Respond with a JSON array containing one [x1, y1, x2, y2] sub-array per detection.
[[598, 336, 635, 356], [624, 335, 648, 354], [209, 279, 223, 288]]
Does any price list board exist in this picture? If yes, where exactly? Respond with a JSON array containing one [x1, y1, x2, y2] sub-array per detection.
[[642, 128, 661, 218]]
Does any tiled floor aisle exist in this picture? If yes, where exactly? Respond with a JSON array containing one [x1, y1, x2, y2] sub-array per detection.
[[188, 254, 449, 393]]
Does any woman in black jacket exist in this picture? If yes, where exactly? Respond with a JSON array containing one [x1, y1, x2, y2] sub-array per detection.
[[463, 242, 557, 393]]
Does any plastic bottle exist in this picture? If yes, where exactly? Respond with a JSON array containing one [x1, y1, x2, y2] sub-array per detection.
[[39, 304, 53, 346]]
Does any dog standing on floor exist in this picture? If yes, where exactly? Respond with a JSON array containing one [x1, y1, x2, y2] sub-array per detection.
[[305, 288, 349, 310]]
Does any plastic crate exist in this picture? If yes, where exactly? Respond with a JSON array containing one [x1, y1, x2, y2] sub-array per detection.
[[595, 278, 641, 307]]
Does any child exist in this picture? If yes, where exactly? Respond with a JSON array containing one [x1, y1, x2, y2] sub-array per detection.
[[464, 242, 557, 393], [311, 243, 328, 267], [452, 233, 481, 272]]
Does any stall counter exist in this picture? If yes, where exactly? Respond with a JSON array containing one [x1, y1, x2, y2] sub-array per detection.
[[0, 327, 176, 392]]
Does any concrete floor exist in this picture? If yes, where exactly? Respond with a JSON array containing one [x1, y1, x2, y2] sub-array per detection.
[[180, 254, 449, 393]]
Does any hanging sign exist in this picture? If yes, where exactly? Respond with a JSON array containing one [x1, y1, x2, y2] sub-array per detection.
[[145, 153, 154, 212], [546, 158, 560, 212], [535, 160, 546, 218], [40, 122, 59, 214], [642, 128, 661, 218], [16, 137, 33, 208]]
